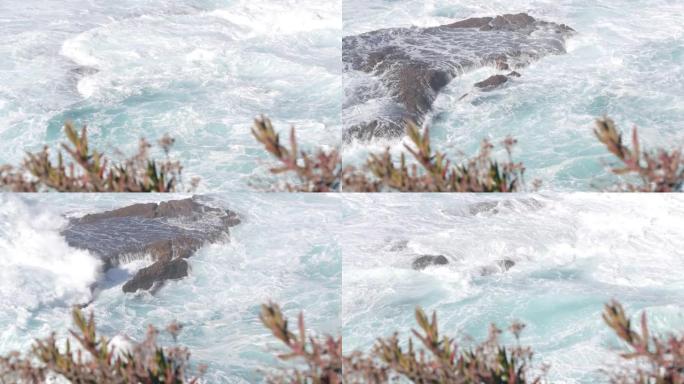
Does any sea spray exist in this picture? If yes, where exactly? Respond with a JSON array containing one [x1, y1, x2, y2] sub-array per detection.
[[0, 195, 101, 351]]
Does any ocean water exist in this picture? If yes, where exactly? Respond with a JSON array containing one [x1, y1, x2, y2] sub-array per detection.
[[341, 194, 684, 382], [342, 0, 684, 191], [0, 193, 341, 383], [0, 0, 341, 191]]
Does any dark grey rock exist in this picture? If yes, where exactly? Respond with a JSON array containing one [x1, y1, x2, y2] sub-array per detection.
[[63, 197, 240, 293], [475, 74, 509, 91], [412, 255, 449, 270], [497, 259, 516, 271], [343, 13, 574, 141], [122, 257, 188, 293]]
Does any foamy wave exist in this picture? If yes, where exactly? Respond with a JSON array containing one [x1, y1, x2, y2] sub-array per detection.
[[60, 31, 100, 68], [0, 196, 101, 314]]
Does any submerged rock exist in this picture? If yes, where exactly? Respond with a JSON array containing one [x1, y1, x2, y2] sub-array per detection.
[[480, 259, 516, 276], [63, 197, 240, 293], [388, 239, 409, 252], [497, 259, 516, 271], [412, 255, 449, 270], [474, 74, 509, 91], [343, 13, 574, 141]]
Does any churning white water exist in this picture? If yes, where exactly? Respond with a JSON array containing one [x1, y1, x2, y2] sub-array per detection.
[[0, 194, 341, 383], [342, 0, 684, 191], [0, 0, 341, 191], [341, 194, 684, 382]]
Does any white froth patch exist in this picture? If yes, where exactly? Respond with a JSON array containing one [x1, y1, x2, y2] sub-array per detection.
[[0, 196, 101, 312], [209, 1, 340, 36], [60, 32, 100, 67], [186, 48, 217, 63]]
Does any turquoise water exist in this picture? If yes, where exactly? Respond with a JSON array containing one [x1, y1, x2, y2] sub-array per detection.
[[0, 1, 341, 191], [342, 0, 684, 191], [341, 194, 684, 382], [0, 194, 341, 382]]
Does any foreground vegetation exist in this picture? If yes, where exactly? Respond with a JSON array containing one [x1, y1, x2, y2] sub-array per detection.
[[1, 300, 683, 383], [0, 123, 194, 192], [1, 117, 680, 192]]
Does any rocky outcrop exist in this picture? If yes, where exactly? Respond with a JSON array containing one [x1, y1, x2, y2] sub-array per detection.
[[474, 74, 509, 91], [122, 257, 189, 293], [63, 197, 240, 293], [412, 255, 449, 270], [343, 13, 574, 141]]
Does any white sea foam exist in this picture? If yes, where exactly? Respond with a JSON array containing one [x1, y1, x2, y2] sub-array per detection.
[[0, 196, 101, 351]]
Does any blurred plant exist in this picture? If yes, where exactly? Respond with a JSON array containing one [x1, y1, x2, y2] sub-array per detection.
[[603, 300, 684, 383], [347, 122, 527, 192], [0, 123, 197, 192], [594, 118, 684, 192], [0, 307, 202, 383], [259, 302, 345, 383], [254, 118, 528, 192], [4, 301, 684, 382], [260, 302, 541, 383], [252, 117, 342, 192], [370, 308, 540, 384]]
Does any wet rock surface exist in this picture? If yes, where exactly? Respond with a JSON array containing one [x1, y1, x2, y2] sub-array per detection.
[[474, 74, 509, 91], [122, 257, 189, 293], [343, 13, 574, 141], [63, 197, 240, 293], [412, 255, 449, 270]]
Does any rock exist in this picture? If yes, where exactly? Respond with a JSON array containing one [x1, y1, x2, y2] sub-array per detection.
[[62, 197, 240, 293], [70, 66, 99, 77], [474, 75, 509, 91], [412, 255, 449, 270], [507, 71, 522, 78], [343, 13, 574, 141], [497, 259, 516, 271], [122, 257, 188, 293], [480, 259, 516, 276], [388, 239, 409, 252]]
